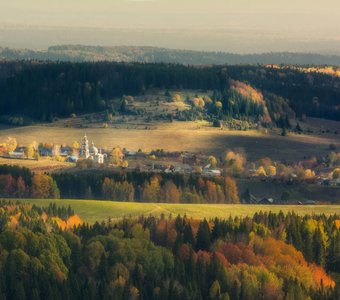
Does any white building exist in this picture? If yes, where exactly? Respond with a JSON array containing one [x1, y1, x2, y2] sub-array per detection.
[[202, 169, 222, 177], [81, 134, 104, 164]]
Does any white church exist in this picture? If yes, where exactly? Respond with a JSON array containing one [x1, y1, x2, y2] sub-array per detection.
[[81, 134, 105, 164]]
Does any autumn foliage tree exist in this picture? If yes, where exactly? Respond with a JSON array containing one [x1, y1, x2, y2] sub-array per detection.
[[224, 176, 240, 203], [224, 150, 246, 176], [25, 144, 35, 158], [142, 176, 161, 202], [0, 202, 338, 300], [111, 147, 124, 165], [31, 174, 60, 199], [160, 180, 181, 203]]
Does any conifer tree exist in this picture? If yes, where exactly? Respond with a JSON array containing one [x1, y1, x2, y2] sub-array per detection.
[[196, 219, 211, 251]]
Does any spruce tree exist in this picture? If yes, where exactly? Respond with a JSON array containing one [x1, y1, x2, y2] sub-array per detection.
[[196, 219, 211, 251]]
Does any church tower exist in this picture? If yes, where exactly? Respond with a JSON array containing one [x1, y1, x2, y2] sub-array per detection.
[[81, 134, 90, 158]]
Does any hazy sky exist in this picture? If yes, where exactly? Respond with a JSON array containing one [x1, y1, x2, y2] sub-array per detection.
[[1, 0, 339, 31], [1, 0, 340, 52]]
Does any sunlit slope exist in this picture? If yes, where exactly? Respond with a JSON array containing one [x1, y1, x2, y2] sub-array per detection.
[[7, 198, 340, 224]]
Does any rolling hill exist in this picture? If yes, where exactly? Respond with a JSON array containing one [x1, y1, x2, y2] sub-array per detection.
[[2, 45, 340, 65]]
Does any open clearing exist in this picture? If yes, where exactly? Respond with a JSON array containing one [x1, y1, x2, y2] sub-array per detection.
[[0, 157, 74, 172], [0, 121, 339, 161], [7, 199, 340, 224]]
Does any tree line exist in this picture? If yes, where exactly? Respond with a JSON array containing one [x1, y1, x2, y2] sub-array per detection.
[[0, 165, 239, 203], [0, 165, 59, 199], [54, 172, 240, 204]]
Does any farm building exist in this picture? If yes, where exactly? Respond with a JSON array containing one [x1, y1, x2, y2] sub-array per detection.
[[258, 198, 275, 204]]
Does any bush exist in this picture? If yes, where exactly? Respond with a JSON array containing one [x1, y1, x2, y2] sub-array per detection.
[[213, 119, 222, 128]]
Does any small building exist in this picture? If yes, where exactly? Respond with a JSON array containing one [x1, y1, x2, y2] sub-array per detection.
[[60, 146, 72, 156], [39, 148, 52, 157], [97, 151, 104, 164], [173, 166, 184, 174], [202, 169, 222, 177], [204, 163, 211, 169], [258, 197, 275, 204], [242, 193, 258, 204], [329, 179, 340, 187], [305, 200, 317, 205], [9, 151, 25, 159], [125, 151, 137, 157], [67, 156, 79, 163], [164, 168, 172, 174]]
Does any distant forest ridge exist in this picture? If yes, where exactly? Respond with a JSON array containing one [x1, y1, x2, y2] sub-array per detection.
[[1, 45, 340, 65]]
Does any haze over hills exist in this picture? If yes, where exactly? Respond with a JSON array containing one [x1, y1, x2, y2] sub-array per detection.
[[2, 25, 340, 55], [2, 45, 340, 65]]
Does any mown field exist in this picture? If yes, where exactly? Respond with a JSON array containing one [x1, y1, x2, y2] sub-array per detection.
[[7, 198, 340, 224], [0, 157, 74, 173], [0, 120, 339, 161]]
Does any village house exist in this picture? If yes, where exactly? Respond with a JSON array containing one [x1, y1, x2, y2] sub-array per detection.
[[258, 197, 275, 204], [9, 150, 25, 159], [202, 169, 222, 177]]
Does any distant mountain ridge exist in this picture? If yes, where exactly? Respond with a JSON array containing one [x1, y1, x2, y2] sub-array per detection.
[[1, 45, 340, 65]]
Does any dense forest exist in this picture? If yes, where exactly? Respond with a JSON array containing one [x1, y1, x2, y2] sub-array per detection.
[[227, 66, 340, 120], [0, 61, 339, 123], [0, 61, 223, 121], [0, 201, 338, 299], [2, 45, 340, 66]]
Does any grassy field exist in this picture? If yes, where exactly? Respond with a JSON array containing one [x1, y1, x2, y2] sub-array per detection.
[[0, 121, 338, 161], [7, 198, 340, 224], [0, 157, 74, 172]]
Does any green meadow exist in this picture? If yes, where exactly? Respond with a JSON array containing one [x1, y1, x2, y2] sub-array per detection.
[[7, 198, 340, 224]]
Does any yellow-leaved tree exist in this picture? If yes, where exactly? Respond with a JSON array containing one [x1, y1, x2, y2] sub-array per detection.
[[224, 150, 246, 176], [208, 156, 218, 168], [25, 144, 35, 158], [266, 165, 277, 177], [256, 166, 267, 177], [111, 147, 124, 165], [224, 176, 240, 203], [121, 160, 129, 168], [172, 93, 182, 102], [5, 137, 17, 153]]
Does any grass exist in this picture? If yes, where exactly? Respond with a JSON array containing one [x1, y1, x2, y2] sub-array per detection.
[[6, 198, 340, 224], [0, 157, 74, 173], [0, 120, 338, 161]]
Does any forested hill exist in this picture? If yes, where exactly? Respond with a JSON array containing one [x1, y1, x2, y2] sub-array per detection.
[[0, 201, 338, 299], [0, 61, 339, 122], [2, 45, 340, 65]]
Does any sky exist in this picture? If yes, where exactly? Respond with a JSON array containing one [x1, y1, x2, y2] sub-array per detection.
[[1, 0, 340, 53]]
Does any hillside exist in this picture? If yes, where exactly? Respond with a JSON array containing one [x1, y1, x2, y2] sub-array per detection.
[[2, 45, 340, 65], [0, 62, 339, 123], [7, 199, 340, 224], [0, 200, 338, 299]]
